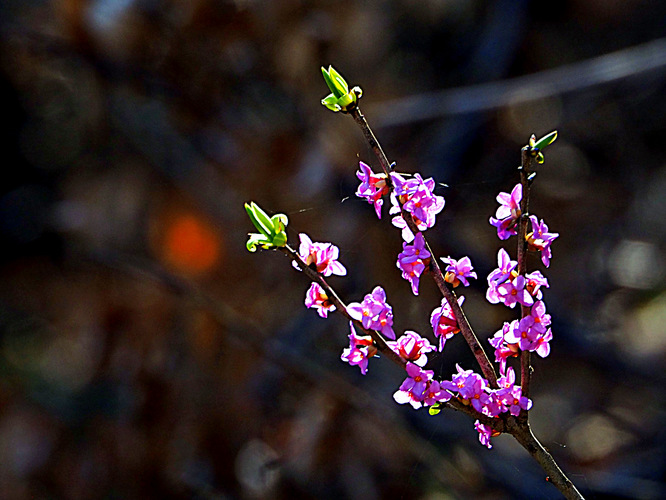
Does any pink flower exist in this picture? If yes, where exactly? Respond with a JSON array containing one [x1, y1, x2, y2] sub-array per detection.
[[489, 183, 522, 240], [388, 330, 435, 366], [430, 296, 465, 351], [304, 283, 335, 318], [356, 161, 389, 218], [393, 362, 435, 409], [341, 323, 376, 375], [388, 172, 445, 241], [293, 233, 347, 277], [347, 286, 396, 340], [487, 248, 518, 303], [441, 255, 477, 287], [474, 421, 494, 449], [396, 234, 430, 295], [527, 215, 558, 267], [496, 275, 534, 308]]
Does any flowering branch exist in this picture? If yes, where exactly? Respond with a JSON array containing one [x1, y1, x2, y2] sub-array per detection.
[[245, 67, 582, 499], [278, 244, 406, 368]]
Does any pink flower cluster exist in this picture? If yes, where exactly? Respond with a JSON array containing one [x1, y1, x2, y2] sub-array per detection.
[[441, 255, 477, 287], [393, 363, 453, 409], [389, 172, 445, 242], [347, 286, 396, 340]]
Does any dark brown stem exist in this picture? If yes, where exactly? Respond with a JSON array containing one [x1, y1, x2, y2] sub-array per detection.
[[508, 420, 585, 500], [350, 107, 393, 177], [279, 245, 406, 368]]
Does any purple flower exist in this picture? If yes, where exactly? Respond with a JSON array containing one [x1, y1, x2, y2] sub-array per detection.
[[398, 232, 431, 264], [524, 270, 549, 300], [347, 286, 396, 340], [489, 183, 522, 240], [393, 362, 434, 409], [304, 283, 335, 318], [487, 249, 518, 303], [389, 172, 445, 241], [430, 296, 465, 351], [422, 380, 453, 406], [489, 322, 520, 375], [397, 233, 430, 295], [294, 233, 347, 277], [496, 275, 534, 309], [441, 255, 477, 287], [356, 161, 389, 218], [388, 330, 435, 366], [502, 385, 533, 417], [527, 215, 559, 267], [474, 421, 494, 449], [340, 323, 376, 375]]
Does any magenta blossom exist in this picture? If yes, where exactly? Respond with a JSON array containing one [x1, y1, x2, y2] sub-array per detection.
[[356, 161, 390, 218], [441, 255, 477, 287], [304, 283, 335, 318], [475, 421, 494, 449], [388, 172, 445, 241], [527, 215, 559, 267], [524, 270, 549, 300], [388, 330, 435, 366], [340, 323, 376, 375], [489, 322, 520, 375], [293, 233, 347, 277], [393, 362, 434, 409], [430, 296, 465, 351], [347, 286, 396, 340], [397, 233, 430, 295], [487, 248, 518, 303], [496, 275, 534, 308], [489, 183, 522, 240]]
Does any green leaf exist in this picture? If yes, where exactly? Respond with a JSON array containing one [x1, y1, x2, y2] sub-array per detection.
[[327, 66, 349, 97], [321, 94, 341, 111], [272, 231, 287, 247], [246, 233, 269, 252], [428, 405, 441, 416], [533, 130, 558, 150], [250, 202, 276, 238], [321, 67, 342, 98], [536, 152, 545, 164], [245, 203, 272, 238]]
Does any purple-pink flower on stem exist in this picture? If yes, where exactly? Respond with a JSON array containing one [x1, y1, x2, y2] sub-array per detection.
[[489, 322, 520, 376], [430, 296, 465, 351], [441, 255, 477, 287], [524, 270, 549, 300], [388, 330, 435, 366], [356, 161, 390, 218], [487, 248, 518, 303], [496, 275, 534, 309], [474, 421, 494, 449], [397, 233, 430, 295], [347, 286, 396, 340], [393, 362, 434, 409], [489, 183, 522, 240], [527, 215, 559, 267], [304, 283, 335, 318], [340, 323, 376, 375], [293, 233, 347, 277], [388, 172, 445, 242]]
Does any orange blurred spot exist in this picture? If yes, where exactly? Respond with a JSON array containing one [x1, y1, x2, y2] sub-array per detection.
[[162, 214, 221, 275]]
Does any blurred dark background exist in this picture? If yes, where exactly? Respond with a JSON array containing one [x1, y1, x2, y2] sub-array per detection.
[[1, 0, 665, 498]]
